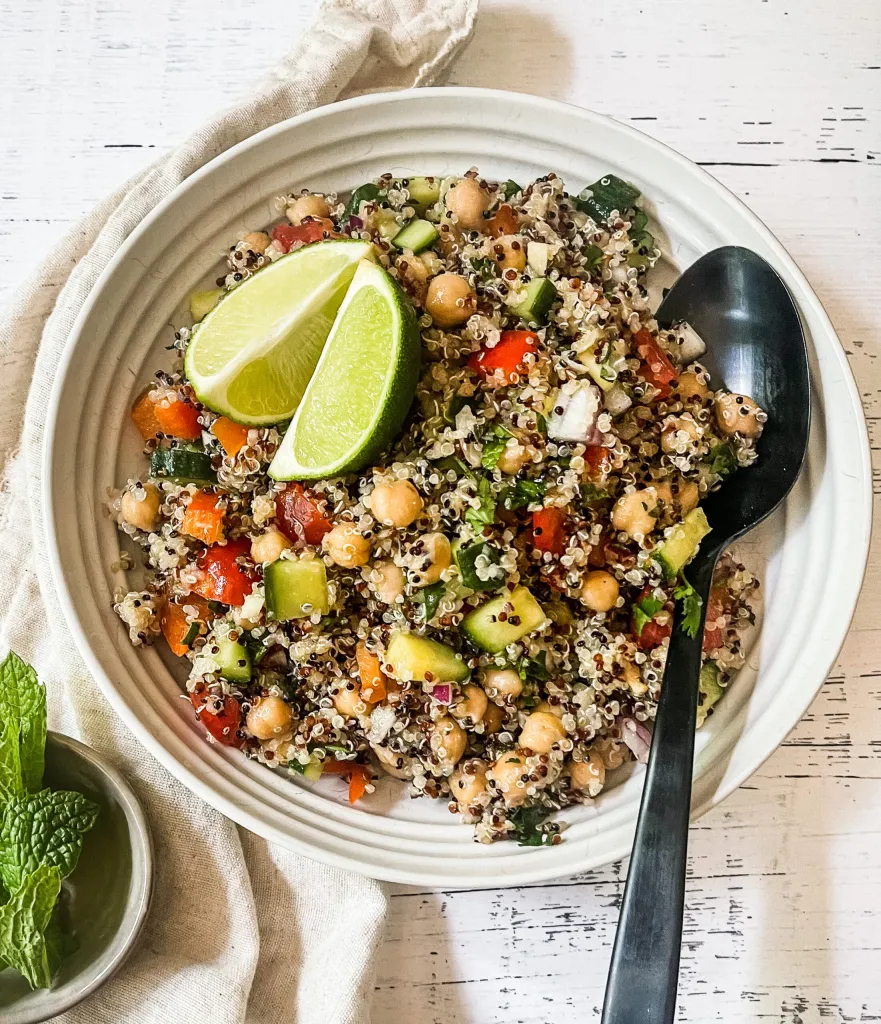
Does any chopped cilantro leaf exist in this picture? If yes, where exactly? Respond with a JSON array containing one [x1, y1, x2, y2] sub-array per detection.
[[481, 424, 514, 470], [633, 595, 664, 638], [413, 581, 445, 621], [673, 578, 704, 639], [583, 244, 604, 271], [535, 410, 548, 436], [465, 476, 497, 534], [508, 805, 556, 847], [501, 179, 522, 199], [470, 257, 497, 282], [708, 443, 737, 478], [581, 482, 609, 506], [500, 478, 546, 511], [517, 651, 550, 683]]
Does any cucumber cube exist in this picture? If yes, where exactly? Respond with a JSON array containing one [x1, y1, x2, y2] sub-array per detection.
[[216, 636, 252, 683], [511, 278, 556, 326], [461, 586, 547, 654], [385, 633, 470, 684], [391, 218, 439, 253], [265, 558, 329, 620], [655, 508, 711, 579]]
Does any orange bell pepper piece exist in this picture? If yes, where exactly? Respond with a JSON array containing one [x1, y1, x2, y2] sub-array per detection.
[[154, 396, 203, 440], [355, 643, 388, 704], [131, 390, 163, 440], [486, 203, 519, 238], [211, 417, 250, 457], [321, 760, 374, 804], [181, 491, 226, 545], [161, 595, 213, 657]]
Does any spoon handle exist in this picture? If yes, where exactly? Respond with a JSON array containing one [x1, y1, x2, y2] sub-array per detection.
[[601, 557, 716, 1024]]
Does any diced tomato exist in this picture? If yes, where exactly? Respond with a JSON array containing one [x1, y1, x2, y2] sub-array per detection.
[[275, 484, 334, 546], [469, 330, 539, 385], [634, 328, 678, 400], [131, 389, 163, 440], [322, 760, 374, 804], [211, 416, 250, 457], [190, 691, 243, 747], [355, 643, 388, 704], [702, 587, 726, 653], [191, 537, 257, 606], [271, 218, 338, 253], [161, 595, 213, 657], [153, 396, 203, 440], [181, 490, 226, 545], [532, 506, 567, 556], [633, 585, 673, 650], [486, 203, 519, 238], [584, 445, 612, 478]]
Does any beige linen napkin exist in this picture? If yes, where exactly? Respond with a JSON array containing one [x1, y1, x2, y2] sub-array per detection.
[[0, 1, 477, 1021]]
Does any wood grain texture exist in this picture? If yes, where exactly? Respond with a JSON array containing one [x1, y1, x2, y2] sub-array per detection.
[[2, 0, 880, 1020]]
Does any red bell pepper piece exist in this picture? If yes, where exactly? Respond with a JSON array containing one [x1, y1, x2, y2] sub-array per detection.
[[469, 330, 539, 384], [584, 445, 612, 478], [189, 689, 243, 747], [191, 537, 257, 606], [275, 484, 334, 546], [634, 328, 678, 399], [632, 585, 673, 650], [702, 587, 726, 652], [532, 506, 567, 556], [272, 219, 338, 253]]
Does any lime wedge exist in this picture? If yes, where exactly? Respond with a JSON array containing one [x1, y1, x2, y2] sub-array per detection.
[[268, 260, 420, 481], [185, 239, 375, 426]]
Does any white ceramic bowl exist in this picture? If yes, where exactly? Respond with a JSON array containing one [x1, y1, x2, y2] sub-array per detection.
[[43, 88, 871, 886]]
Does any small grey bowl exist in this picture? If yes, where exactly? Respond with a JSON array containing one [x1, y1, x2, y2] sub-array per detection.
[[0, 732, 153, 1024]]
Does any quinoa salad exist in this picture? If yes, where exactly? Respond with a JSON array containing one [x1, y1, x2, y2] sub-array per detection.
[[111, 169, 765, 846]]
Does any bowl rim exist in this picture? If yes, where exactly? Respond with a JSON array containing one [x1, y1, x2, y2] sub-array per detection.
[[41, 86, 872, 885], [0, 732, 154, 1024]]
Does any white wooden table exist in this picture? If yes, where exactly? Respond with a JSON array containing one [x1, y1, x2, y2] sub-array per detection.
[[3, 0, 880, 1020]]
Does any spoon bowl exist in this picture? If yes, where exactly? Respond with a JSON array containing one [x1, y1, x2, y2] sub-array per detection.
[[602, 246, 810, 1024]]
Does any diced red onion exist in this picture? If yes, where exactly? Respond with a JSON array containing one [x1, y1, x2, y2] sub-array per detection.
[[432, 684, 451, 704], [348, 215, 364, 230], [620, 717, 652, 763]]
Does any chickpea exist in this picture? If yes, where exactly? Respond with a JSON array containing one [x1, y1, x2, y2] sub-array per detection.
[[250, 526, 293, 565], [482, 702, 504, 735], [450, 759, 489, 808], [430, 715, 467, 767], [425, 273, 476, 328], [568, 750, 605, 796], [715, 392, 764, 438], [533, 700, 564, 718], [368, 479, 423, 528], [676, 369, 709, 404], [489, 751, 530, 807], [333, 682, 366, 719], [519, 710, 567, 755], [372, 743, 412, 780], [246, 695, 294, 741], [654, 478, 699, 516], [580, 570, 620, 612], [593, 737, 627, 770], [286, 193, 330, 224], [484, 234, 526, 272], [660, 414, 702, 455], [481, 667, 523, 700], [323, 522, 371, 568], [451, 684, 488, 725], [412, 532, 451, 586], [622, 659, 648, 697], [241, 231, 270, 254], [611, 487, 659, 541], [496, 441, 535, 475], [366, 560, 405, 604], [120, 483, 160, 532], [444, 177, 490, 231]]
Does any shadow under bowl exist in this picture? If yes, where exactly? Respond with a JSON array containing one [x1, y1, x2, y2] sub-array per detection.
[[0, 732, 153, 1024]]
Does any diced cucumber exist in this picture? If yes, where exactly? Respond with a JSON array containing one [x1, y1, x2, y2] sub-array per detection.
[[578, 346, 616, 392], [461, 586, 548, 654], [575, 174, 641, 223], [526, 241, 550, 277], [511, 278, 556, 326], [385, 633, 470, 684], [391, 218, 439, 253], [453, 540, 503, 592], [656, 508, 711, 579], [344, 182, 385, 219], [264, 558, 329, 620], [696, 660, 724, 727], [190, 288, 223, 322], [403, 176, 441, 210], [216, 636, 252, 683], [150, 447, 216, 485]]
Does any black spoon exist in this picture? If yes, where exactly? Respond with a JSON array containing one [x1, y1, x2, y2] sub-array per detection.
[[601, 246, 810, 1024]]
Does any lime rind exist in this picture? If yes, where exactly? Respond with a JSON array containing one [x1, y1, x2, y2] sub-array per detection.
[[268, 260, 420, 481]]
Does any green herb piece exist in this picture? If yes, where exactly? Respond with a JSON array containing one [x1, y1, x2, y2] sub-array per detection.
[[575, 174, 641, 223], [583, 244, 605, 271], [470, 257, 497, 283], [0, 651, 47, 799], [0, 864, 62, 990], [413, 581, 446, 621], [44, 907, 77, 975], [673, 578, 704, 639], [508, 805, 555, 847], [454, 542, 503, 592], [480, 424, 514, 471], [465, 477, 497, 534], [500, 478, 546, 511], [534, 410, 548, 436], [0, 789, 100, 895], [708, 443, 737, 478], [181, 621, 201, 648], [501, 179, 522, 199], [633, 595, 664, 639], [581, 482, 609, 506], [627, 209, 656, 267], [344, 182, 385, 219], [517, 651, 550, 683]]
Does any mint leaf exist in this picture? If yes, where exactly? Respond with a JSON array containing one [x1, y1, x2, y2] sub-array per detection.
[[0, 652, 47, 797], [0, 789, 99, 895], [481, 425, 513, 471], [507, 805, 558, 847], [674, 578, 704, 639], [517, 651, 550, 683], [633, 595, 664, 638], [413, 581, 445, 622], [500, 478, 546, 511], [708, 443, 737, 478], [0, 864, 62, 989], [465, 477, 496, 534]]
